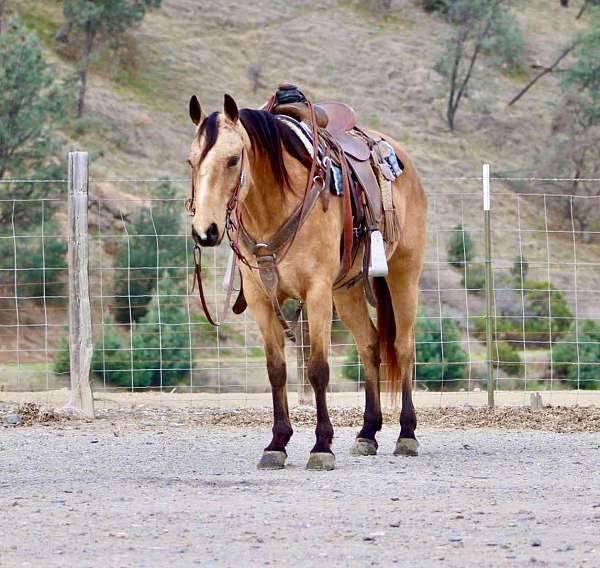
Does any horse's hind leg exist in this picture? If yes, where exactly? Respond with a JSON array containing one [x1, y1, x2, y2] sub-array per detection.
[[387, 253, 422, 456], [334, 284, 382, 456], [250, 296, 293, 470]]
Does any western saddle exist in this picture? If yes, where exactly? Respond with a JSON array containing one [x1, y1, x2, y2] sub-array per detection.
[[268, 86, 388, 224]]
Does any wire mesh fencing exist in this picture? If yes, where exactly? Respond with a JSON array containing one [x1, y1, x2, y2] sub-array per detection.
[[1, 169, 599, 408]]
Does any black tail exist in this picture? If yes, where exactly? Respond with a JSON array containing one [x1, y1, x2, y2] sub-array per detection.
[[373, 277, 400, 397]]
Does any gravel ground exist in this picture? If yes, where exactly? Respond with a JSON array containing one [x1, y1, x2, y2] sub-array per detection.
[[1, 413, 599, 567]]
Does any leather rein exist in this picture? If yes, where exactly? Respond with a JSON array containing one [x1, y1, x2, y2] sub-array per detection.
[[188, 102, 355, 342]]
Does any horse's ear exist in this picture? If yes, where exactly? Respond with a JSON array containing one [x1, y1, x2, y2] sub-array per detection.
[[223, 93, 239, 123], [189, 95, 204, 126]]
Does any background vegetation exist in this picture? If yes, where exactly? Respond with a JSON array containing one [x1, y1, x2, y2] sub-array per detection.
[[1, 0, 598, 390]]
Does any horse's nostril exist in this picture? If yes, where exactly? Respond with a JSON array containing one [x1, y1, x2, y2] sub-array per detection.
[[192, 223, 219, 247], [207, 223, 218, 240]]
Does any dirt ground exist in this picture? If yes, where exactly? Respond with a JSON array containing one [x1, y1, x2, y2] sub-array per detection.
[[1, 407, 599, 568]]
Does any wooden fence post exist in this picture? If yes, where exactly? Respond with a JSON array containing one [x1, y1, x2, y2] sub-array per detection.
[[295, 308, 314, 406], [67, 151, 94, 418]]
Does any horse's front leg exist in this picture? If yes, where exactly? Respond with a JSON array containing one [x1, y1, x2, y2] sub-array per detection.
[[305, 285, 335, 471], [250, 295, 293, 470]]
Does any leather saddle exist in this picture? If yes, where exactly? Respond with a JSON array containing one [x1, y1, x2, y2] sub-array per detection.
[[270, 90, 383, 220]]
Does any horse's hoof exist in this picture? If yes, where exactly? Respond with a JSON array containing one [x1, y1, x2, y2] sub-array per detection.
[[350, 438, 377, 456], [306, 452, 335, 471], [257, 451, 287, 470], [394, 437, 419, 457]]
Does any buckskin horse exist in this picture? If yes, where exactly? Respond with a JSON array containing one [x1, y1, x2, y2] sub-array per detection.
[[186, 87, 427, 470]]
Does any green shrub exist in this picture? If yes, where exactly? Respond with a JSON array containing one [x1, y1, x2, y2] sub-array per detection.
[[475, 279, 573, 345], [416, 314, 468, 390], [553, 320, 600, 390], [0, 226, 67, 304], [447, 224, 475, 269], [461, 262, 486, 294], [91, 319, 133, 387], [55, 277, 191, 389], [53, 332, 70, 376], [493, 341, 521, 377], [422, 0, 448, 13], [112, 181, 187, 323], [343, 312, 469, 391], [343, 344, 363, 382], [129, 275, 191, 387], [511, 254, 529, 282], [522, 280, 573, 340]]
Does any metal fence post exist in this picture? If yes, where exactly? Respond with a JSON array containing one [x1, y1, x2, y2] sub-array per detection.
[[295, 307, 314, 406], [67, 151, 95, 418], [483, 163, 495, 408]]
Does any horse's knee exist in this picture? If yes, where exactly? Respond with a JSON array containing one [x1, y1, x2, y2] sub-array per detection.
[[308, 357, 329, 390], [266, 357, 286, 388]]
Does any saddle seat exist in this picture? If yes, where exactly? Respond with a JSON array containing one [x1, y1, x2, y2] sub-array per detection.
[[271, 101, 380, 218]]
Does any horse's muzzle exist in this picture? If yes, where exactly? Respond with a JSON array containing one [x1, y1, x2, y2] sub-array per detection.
[[192, 223, 220, 247]]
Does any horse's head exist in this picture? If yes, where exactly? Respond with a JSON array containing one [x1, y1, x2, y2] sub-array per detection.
[[187, 94, 248, 247]]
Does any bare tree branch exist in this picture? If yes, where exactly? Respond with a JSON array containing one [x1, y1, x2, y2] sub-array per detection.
[[508, 42, 578, 106]]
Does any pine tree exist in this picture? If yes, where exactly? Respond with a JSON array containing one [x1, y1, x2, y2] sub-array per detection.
[[0, 17, 68, 223], [61, 0, 162, 117]]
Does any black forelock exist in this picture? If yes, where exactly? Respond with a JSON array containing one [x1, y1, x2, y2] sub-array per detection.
[[198, 112, 220, 162]]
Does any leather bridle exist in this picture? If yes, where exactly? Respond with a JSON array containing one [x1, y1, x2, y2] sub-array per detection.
[[188, 150, 246, 327]]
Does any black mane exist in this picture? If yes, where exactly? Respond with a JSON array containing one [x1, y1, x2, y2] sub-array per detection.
[[197, 109, 312, 191]]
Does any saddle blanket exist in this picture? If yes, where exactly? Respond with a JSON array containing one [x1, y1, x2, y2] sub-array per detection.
[[277, 115, 404, 196]]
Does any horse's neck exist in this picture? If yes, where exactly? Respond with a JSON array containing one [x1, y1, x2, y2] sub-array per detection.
[[240, 161, 298, 240]]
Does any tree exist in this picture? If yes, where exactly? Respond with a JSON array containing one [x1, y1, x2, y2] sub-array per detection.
[[554, 319, 600, 390], [0, 0, 6, 34], [509, 7, 600, 107], [562, 15, 600, 123], [62, 0, 162, 117], [435, 0, 523, 130], [574, 0, 600, 19], [0, 17, 68, 223], [538, 14, 600, 239], [447, 224, 475, 269], [0, 18, 69, 308], [547, 94, 600, 240]]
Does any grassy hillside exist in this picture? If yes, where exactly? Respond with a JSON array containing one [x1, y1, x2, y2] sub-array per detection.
[[10, 0, 590, 180]]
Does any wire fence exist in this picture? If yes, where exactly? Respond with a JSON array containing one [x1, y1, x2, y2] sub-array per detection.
[[1, 162, 599, 409]]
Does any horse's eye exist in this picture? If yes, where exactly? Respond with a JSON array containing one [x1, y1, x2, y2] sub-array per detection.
[[187, 159, 193, 168], [226, 155, 240, 168]]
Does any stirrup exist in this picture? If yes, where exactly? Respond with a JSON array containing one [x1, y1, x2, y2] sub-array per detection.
[[368, 230, 388, 277]]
